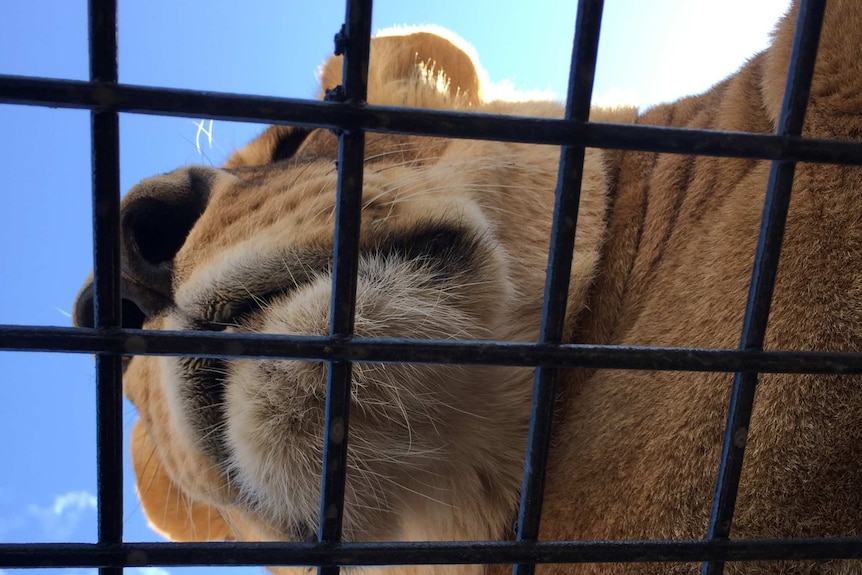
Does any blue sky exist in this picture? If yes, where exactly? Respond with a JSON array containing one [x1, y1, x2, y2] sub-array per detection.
[[0, 1, 788, 574]]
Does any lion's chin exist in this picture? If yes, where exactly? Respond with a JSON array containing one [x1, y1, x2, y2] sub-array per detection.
[[204, 341, 534, 545]]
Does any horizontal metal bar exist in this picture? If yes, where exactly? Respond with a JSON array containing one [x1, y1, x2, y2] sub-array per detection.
[[1, 538, 862, 569], [3, 75, 862, 164], [2, 325, 862, 374]]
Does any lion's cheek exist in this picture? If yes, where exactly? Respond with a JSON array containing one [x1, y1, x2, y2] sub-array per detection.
[[223, 357, 326, 529], [219, 274, 509, 539], [221, 281, 328, 529]]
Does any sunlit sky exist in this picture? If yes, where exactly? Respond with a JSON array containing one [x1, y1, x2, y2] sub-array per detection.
[[0, 1, 789, 575]]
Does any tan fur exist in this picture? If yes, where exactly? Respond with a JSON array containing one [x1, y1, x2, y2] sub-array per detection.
[[73, 5, 862, 575], [318, 30, 482, 107]]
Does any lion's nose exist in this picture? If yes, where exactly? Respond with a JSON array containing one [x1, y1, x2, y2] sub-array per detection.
[[72, 166, 219, 329]]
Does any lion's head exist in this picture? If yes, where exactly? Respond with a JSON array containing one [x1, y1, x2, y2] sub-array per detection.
[[72, 29, 615, 555]]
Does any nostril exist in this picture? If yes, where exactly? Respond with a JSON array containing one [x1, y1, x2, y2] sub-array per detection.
[[121, 198, 188, 298], [72, 275, 171, 330], [71, 289, 144, 330], [75, 168, 215, 332], [121, 297, 147, 330], [125, 197, 202, 266], [72, 283, 148, 373], [120, 166, 214, 298]]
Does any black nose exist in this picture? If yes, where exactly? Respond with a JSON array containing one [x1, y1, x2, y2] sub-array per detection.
[[72, 166, 218, 329]]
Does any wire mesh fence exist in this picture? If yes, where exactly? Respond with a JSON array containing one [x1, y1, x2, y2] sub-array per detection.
[[2, 0, 862, 573]]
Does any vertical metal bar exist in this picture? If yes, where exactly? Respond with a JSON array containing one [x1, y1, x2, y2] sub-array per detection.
[[317, 2, 372, 575], [701, 2, 826, 575], [89, 0, 123, 573], [513, 2, 604, 575]]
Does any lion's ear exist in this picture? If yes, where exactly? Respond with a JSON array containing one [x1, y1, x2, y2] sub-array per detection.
[[318, 28, 483, 108], [131, 420, 233, 542]]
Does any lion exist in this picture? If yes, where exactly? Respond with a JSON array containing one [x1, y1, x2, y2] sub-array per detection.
[[72, 1, 862, 574]]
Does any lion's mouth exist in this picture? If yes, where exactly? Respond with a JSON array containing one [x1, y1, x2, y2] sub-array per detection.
[[174, 355, 230, 460], [166, 224, 488, 461]]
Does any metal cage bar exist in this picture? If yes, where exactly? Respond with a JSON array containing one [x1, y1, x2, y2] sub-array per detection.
[[701, 2, 827, 575], [3, 537, 862, 569], [1, 0, 861, 572], [513, 3, 604, 575], [317, 4, 373, 575], [88, 2, 124, 575], [4, 325, 862, 374], [5, 75, 862, 164]]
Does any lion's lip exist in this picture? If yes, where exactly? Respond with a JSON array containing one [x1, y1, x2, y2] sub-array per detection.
[[173, 354, 230, 460]]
